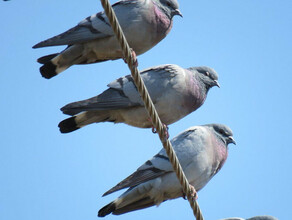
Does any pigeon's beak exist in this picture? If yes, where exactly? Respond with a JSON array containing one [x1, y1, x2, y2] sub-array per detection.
[[174, 9, 183, 17], [214, 80, 220, 88], [228, 136, 236, 145]]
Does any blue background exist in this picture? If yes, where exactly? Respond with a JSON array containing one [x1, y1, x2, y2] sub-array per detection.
[[1, 0, 291, 219]]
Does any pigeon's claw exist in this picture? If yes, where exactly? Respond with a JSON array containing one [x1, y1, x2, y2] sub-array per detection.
[[152, 124, 169, 140], [123, 49, 138, 67]]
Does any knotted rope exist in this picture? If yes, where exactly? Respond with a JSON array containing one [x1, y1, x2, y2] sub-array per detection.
[[99, 1, 204, 219]]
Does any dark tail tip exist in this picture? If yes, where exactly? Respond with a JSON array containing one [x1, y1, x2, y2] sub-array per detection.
[[98, 202, 116, 217], [40, 62, 57, 79], [58, 117, 80, 133]]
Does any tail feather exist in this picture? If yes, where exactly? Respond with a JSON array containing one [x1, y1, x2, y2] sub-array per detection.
[[37, 53, 59, 64], [58, 111, 112, 133], [40, 62, 58, 79], [37, 44, 84, 79], [60, 100, 96, 116], [58, 116, 80, 133], [112, 197, 155, 215], [98, 202, 116, 217], [98, 197, 155, 217], [61, 107, 83, 116]]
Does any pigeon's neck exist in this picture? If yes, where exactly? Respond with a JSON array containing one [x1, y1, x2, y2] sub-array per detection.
[[213, 136, 228, 174], [217, 142, 228, 162], [195, 73, 209, 97], [184, 73, 207, 110], [152, 1, 173, 37], [152, 1, 171, 18], [197, 75, 213, 94]]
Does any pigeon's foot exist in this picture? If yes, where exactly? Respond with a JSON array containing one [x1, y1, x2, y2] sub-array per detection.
[[130, 49, 138, 67], [123, 49, 138, 67], [152, 124, 169, 140], [182, 185, 198, 201], [189, 184, 198, 200]]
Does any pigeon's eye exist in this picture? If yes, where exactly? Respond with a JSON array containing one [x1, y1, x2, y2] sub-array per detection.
[[205, 72, 210, 77], [166, 1, 172, 7], [218, 129, 226, 136], [220, 130, 228, 136]]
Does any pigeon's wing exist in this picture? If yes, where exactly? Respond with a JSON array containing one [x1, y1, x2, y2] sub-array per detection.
[[102, 151, 174, 196], [170, 127, 208, 168], [33, 0, 139, 48], [109, 64, 184, 102], [60, 86, 142, 116], [102, 127, 203, 196], [33, 12, 113, 48], [61, 64, 182, 116]]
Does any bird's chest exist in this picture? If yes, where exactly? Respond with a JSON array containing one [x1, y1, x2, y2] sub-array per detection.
[[186, 91, 205, 111], [184, 81, 206, 112], [151, 5, 172, 40], [185, 157, 215, 191], [185, 138, 227, 191], [211, 141, 228, 176]]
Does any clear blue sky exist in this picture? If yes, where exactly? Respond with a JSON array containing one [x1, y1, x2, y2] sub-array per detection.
[[1, 0, 291, 219]]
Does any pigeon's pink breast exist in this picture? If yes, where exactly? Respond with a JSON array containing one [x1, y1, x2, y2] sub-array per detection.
[[152, 4, 173, 40], [184, 74, 207, 111], [213, 137, 228, 172]]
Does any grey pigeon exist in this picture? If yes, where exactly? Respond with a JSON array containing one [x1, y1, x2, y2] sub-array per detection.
[[58, 64, 220, 133], [248, 217, 278, 220], [32, 0, 182, 79], [98, 124, 236, 217], [221, 216, 278, 220]]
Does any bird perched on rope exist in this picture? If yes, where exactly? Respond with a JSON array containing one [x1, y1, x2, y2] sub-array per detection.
[[32, 0, 182, 79], [221, 216, 278, 220], [58, 64, 220, 133], [98, 124, 236, 217]]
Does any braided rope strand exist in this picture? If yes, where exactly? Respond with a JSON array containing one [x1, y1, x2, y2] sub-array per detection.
[[99, 1, 204, 219]]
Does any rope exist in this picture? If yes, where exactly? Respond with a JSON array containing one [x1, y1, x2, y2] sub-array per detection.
[[99, 1, 204, 219]]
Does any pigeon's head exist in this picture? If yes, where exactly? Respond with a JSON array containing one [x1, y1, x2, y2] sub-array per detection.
[[207, 124, 236, 146], [189, 66, 220, 90], [158, 0, 183, 18]]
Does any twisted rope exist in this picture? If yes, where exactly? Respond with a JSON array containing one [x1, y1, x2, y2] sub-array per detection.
[[99, 1, 204, 219]]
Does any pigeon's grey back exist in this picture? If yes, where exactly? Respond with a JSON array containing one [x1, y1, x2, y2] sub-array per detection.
[[33, 1, 143, 48]]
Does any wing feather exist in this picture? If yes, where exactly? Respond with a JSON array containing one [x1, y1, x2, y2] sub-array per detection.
[[103, 167, 170, 196], [61, 88, 140, 116], [33, 1, 140, 48], [61, 64, 182, 116]]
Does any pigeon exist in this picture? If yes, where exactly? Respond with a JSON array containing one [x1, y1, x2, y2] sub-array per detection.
[[32, 0, 182, 79], [58, 64, 220, 133], [97, 124, 236, 217], [247, 217, 278, 220], [221, 217, 278, 220]]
